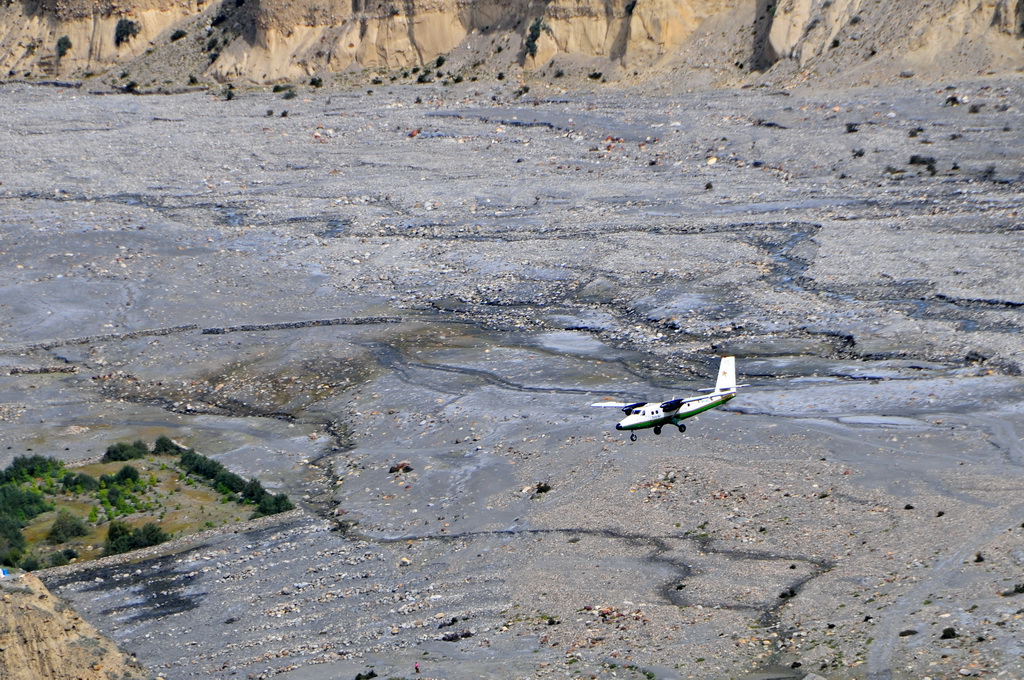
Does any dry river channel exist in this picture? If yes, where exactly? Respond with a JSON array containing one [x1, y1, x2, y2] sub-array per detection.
[[1, 77, 1023, 680]]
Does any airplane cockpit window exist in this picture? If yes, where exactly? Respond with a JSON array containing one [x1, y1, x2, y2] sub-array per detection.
[[632, 409, 642, 415]]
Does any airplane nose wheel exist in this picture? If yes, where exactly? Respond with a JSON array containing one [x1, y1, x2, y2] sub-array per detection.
[[677, 424, 686, 434], [630, 433, 638, 442], [653, 426, 662, 435]]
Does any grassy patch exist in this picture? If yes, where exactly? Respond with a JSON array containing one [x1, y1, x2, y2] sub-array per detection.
[[1, 438, 293, 569]]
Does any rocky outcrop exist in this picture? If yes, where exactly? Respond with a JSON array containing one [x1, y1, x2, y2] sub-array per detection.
[[0, 573, 146, 680]]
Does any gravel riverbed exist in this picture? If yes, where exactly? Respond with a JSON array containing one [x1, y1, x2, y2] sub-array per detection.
[[2, 77, 1023, 680]]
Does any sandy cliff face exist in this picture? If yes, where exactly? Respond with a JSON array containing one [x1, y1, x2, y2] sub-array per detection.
[[0, 0, 209, 77], [0, 0, 1022, 85], [0, 573, 145, 680], [207, 0, 725, 82], [765, 0, 1024, 78], [522, 0, 734, 68]]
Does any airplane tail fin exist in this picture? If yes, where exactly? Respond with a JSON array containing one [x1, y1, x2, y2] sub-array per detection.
[[715, 356, 737, 393]]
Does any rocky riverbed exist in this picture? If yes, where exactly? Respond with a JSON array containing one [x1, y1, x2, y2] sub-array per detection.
[[2, 77, 1023, 680]]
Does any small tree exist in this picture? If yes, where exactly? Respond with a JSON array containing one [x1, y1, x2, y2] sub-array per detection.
[[48, 551, 70, 567], [103, 440, 148, 462], [56, 35, 72, 59], [115, 465, 140, 484], [153, 435, 182, 456], [252, 492, 294, 519], [115, 19, 140, 47], [104, 520, 169, 555], [47, 509, 90, 544], [0, 516, 26, 566], [525, 18, 544, 58]]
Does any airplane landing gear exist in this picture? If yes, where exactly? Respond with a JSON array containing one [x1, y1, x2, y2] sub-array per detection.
[[630, 432, 638, 442], [677, 424, 686, 434], [653, 426, 662, 435]]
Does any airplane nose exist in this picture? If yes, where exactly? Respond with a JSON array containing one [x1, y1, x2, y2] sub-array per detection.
[[615, 423, 623, 430]]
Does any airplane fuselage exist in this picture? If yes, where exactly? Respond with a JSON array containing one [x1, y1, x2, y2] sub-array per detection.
[[592, 356, 744, 440], [615, 392, 736, 432]]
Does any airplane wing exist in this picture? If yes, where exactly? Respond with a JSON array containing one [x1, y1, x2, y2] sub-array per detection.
[[591, 401, 646, 413], [659, 395, 705, 411]]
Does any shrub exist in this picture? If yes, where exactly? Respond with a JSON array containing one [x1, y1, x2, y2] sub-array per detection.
[[153, 435, 182, 456], [75, 473, 100, 492], [3, 455, 64, 484], [588, 71, 602, 80], [56, 35, 72, 59], [251, 492, 294, 519], [241, 478, 267, 504], [282, 89, 297, 99], [214, 469, 245, 494], [115, 19, 140, 47], [103, 521, 169, 556], [103, 484, 122, 507], [48, 550, 69, 567], [0, 485, 51, 524], [310, 76, 323, 88], [47, 509, 89, 544], [170, 29, 187, 42], [103, 440, 148, 462], [525, 18, 543, 58], [19, 554, 41, 572], [115, 465, 140, 484], [0, 515, 27, 566]]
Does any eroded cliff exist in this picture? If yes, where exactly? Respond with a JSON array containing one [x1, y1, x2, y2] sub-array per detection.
[[0, 0, 1022, 88], [0, 573, 147, 680]]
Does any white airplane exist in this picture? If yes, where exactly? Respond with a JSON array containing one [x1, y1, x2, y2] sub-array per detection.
[[592, 356, 745, 441]]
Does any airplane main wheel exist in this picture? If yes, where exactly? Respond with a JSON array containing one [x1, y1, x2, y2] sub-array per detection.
[[677, 424, 686, 433], [653, 426, 662, 435], [630, 433, 638, 442]]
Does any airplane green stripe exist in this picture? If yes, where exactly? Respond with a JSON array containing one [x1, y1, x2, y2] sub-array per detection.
[[592, 357, 742, 440], [615, 394, 735, 430]]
